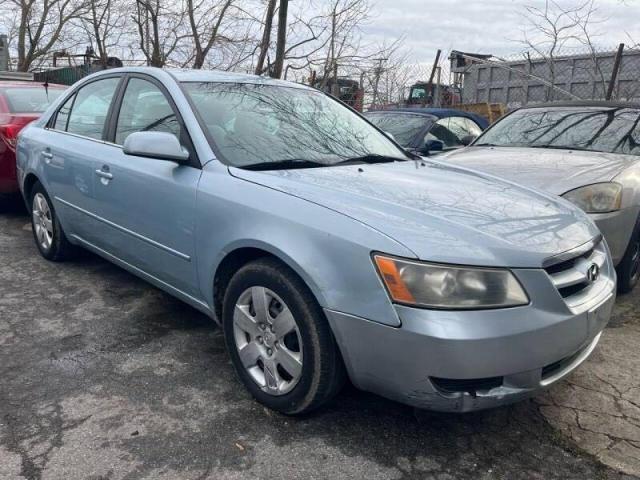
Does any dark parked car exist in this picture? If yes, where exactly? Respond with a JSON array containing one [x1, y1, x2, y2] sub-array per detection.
[[364, 108, 489, 156], [0, 81, 66, 201]]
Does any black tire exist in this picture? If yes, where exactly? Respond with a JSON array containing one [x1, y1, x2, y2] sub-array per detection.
[[222, 257, 345, 415], [616, 217, 640, 294], [29, 181, 75, 261]]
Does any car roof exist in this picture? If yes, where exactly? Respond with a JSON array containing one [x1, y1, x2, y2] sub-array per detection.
[[87, 66, 313, 90], [366, 107, 466, 117], [519, 100, 640, 110]]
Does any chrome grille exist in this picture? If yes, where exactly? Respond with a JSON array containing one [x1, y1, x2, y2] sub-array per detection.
[[544, 239, 609, 309]]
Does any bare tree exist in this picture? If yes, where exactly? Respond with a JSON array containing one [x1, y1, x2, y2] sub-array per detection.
[[3, 0, 88, 71], [79, 0, 127, 64], [518, 0, 605, 100], [270, 0, 288, 78], [254, 0, 276, 75], [186, 0, 236, 69], [132, 0, 188, 67], [361, 40, 409, 108]]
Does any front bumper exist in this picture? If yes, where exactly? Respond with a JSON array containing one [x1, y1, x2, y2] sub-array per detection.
[[326, 270, 615, 412], [591, 206, 640, 266]]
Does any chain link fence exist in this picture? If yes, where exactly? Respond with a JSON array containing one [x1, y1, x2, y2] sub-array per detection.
[[451, 45, 640, 108], [351, 45, 640, 114]]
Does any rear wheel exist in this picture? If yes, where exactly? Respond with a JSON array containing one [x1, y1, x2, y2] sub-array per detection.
[[617, 217, 640, 294], [222, 258, 345, 415], [30, 182, 75, 261]]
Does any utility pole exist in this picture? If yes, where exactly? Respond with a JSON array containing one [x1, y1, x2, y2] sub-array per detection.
[[423, 49, 441, 106], [371, 57, 387, 109], [0, 35, 8, 71]]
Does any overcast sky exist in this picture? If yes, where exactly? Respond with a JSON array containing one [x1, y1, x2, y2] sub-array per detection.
[[360, 0, 639, 63]]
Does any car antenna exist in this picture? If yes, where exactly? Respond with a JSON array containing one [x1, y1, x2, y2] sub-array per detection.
[[42, 70, 50, 99]]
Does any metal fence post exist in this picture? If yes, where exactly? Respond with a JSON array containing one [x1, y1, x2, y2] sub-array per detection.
[[606, 43, 625, 100]]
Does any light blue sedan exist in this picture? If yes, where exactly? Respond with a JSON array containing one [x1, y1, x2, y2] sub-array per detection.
[[17, 68, 616, 414]]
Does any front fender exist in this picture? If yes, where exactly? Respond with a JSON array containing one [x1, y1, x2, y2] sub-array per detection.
[[195, 165, 415, 326]]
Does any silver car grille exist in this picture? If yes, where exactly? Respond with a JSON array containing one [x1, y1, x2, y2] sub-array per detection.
[[544, 238, 609, 309]]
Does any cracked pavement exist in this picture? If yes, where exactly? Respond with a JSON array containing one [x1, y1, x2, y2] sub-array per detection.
[[537, 283, 640, 476], [0, 207, 638, 480]]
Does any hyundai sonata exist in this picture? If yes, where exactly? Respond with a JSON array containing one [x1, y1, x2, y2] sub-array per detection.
[[17, 68, 615, 414]]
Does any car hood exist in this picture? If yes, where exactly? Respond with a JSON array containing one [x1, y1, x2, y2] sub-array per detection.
[[230, 161, 598, 268], [444, 146, 634, 195]]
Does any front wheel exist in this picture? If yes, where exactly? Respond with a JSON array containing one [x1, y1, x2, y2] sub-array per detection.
[[616, 218, 640, 294], [222, 258, 345, 415]]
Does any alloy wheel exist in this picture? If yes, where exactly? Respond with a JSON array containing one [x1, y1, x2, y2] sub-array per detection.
[[32, 193, 53, 251], [232, 286, 303, 396]]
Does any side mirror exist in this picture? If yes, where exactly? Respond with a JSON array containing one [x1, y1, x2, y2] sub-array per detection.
[[423, 139, 444, 155], [460, 134, 477, 146], [123, 131, 189, 163]]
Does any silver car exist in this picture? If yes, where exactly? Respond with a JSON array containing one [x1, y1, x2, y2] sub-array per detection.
[[445, 102, 640, 293], [17, 68, 615, 414]]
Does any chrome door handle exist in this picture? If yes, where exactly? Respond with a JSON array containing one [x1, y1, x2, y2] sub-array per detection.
[[41, 151, 53, 164], [95, 169, 113, 180]]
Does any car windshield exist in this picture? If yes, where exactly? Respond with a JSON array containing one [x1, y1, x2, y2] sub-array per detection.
[[1, 86, 65, 113], [477, 106, 640, 156], [182, 82, 408, 168], [365, 113, 432, 147]]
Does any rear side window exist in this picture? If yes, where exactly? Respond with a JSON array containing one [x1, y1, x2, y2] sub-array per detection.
[[115, 78, 180, 145], [60, 77, 120, 140], [1, 87, 65, 113]]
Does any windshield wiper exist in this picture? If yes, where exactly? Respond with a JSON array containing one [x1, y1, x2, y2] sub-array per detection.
[[332, 154, 405, 166], [474, 142, 499, 147], [528, 145, 604, 153], [242, 159, 327, 171], [242, 154, 406, 171]]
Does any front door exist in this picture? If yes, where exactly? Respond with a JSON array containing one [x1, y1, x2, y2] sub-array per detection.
[[90, 75, 202, 298]]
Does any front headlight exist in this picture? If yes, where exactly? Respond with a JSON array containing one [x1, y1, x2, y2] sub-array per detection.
[[373, 255, 529, 309], [562, 182, 622, 213]]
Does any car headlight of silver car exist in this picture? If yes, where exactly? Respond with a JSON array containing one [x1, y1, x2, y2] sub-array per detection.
[[373, 255, 529, 309], [562, 182, 622, 213]]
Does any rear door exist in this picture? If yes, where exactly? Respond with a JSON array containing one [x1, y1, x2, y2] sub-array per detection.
[[39, 75, 122, 243], [89, 74, 202, 298]]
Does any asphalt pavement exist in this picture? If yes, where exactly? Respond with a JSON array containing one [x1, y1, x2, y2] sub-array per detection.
[[1, 206, 638, 480]]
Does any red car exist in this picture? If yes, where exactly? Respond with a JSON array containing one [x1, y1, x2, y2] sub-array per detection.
[[0, 81, 66, 200]]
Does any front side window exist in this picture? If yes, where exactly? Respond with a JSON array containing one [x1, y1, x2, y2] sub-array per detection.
[[182, 82, 407, 169], [426, 117, 470, 148], [365, 113, 433, 148], [65, 77, 120, 140], [2, 87, 65, 113], [115, 78, 180, 145], [476, 107, 640, 156]]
